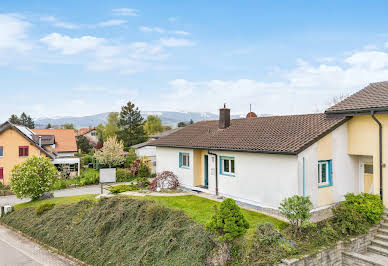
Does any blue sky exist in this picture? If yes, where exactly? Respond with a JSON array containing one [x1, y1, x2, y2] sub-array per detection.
[[2, 0, 388, 121]]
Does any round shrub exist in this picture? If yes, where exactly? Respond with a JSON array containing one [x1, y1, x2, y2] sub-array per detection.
[[116, 168, 133, 182], [341, 193, 384, 225], [332, 204, 369, 235], [149, 171, 179, 191], [255, 223, 282, 248], [206, 198, 249, 242], [10, 156, 59, 200]]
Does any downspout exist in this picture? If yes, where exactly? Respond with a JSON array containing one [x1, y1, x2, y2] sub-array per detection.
[[303, 157, 306, 196], [208, 151, 218, 196], [371, 111, 383, 200]]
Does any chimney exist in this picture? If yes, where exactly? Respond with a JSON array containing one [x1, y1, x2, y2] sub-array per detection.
[[219, 104, 230, 129], [38, 136, 42, 147]]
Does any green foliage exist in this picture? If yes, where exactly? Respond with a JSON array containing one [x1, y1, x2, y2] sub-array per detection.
[[124, 149, 137, 168], [333, 205, 369, 235], [36, 202, 55, 215], [97, 112, 120, 142], [77, 169, 99, 186], [130, 158, 152, 178], [144, 115, 163, 135], [108, 184, 139, 194], [2, 197, 215, 265], [320, 222, 339, 245], [279, 195, 313, 236], [94, 136, 125, 168], [82, 154, 94, 166], [255, 223, 283, 247], [206, 198, 249, 241], [177, 121, 187, 127], [9, 112, 35, 128], [63, 123, 74, 129], [118, 101, 148, 148], [116, 168, 134, 182], [76, 135, 92, 154], [0, 183, 14, 196], [341, 193, 384, 225], [10, 156, 59, 200]]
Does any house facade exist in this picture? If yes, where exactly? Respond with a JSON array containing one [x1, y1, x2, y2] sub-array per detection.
[[0, 122, 80, 185], [76, 127, 98, 147], [153, 82, 388, 210]]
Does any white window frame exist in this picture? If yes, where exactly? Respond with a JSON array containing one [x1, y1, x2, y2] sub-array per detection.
[[318, 161, 329, 187], [179, 152, 190, 168], [220, 156, 235, 176]]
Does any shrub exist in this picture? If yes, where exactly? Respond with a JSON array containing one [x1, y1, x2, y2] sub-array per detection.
[[78, 169, 99, 186], [332, 204, 369, 235], [135, 176, 150, 189], [320, 222, 339, 245], [149, 171, 179, 191], [36, 202, 55, 215], [206, 198, 249, 242], [341, 193, 384, 225], [82, 154, 94, 167], [94, 136, 125, 168], [116, 168, 134, 182], [130, 158, 151, 178], [124, 149, 137, 168], [10, 156, 59, 200], [108, 184, 139, 194], [279, 195, 313, 236], [255, 223, 283, 248]]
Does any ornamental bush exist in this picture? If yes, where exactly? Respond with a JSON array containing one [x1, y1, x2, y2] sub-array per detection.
[[116, 168, 134, 182], [341, 193, 384, 225], [206, 198, 249, 242], [332, 205, 369, 235], [149, 171, 179, 191], [10, 156, 59, 200], [279, 195, 313, 236], [36, 202, 55, 215]]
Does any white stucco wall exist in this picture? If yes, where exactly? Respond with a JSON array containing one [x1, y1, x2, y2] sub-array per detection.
[[156, 147, 194, 187], [297, 143, 318, 206], [331, 123, 359, 202], [136, 146, 156, 158]]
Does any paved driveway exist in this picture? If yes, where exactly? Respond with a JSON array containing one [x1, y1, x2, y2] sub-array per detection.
[[0, 225, 75, 265], [0, 184, 103, 206]]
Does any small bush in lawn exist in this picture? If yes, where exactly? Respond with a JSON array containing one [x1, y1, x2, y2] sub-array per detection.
[[206, 198, 249, 242], [279, 195, 313, 236], [255, 223, 283, 248], [108, 184, 139, 194], [341, 193, 384, 225], [116, 168, 134, 182], [36, 202, 55, 215], [10, 156, 59, 200], [332, 205, 369, 235], [149, 171, 179, 191]]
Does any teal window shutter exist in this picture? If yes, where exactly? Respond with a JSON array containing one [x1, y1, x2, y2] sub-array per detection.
[[179, 152, 182, 167], [328, 160, 333, 186]]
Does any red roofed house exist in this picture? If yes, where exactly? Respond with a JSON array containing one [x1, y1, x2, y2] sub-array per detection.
[[152, 81, 388, 217], [76, 127, 98, 147]]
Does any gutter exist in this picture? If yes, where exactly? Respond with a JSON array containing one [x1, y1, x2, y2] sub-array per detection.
[[208, 150, 219, 196], [371, 111, 383, 200]]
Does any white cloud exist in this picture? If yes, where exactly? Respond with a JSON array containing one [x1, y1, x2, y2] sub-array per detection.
[[40, 16, 78, 29], [112, 8, 139, 16], [98, 19, 127, 27], [158, 49, 388, 114], [173, 30, 189, 35], [160, 37, 195, 47], [40, 33, 105, 54], [0, 14, 31, 52], [139, 26, 165, 33]]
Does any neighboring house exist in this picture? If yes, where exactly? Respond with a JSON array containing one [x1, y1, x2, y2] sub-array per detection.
[[0, 122, 80, 185], [131, 128, 183, 172], [76, 127, 98, 147], [151, 81, 388, 211]]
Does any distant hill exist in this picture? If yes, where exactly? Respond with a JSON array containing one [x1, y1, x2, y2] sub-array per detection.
[[34, 111, 262, 129]]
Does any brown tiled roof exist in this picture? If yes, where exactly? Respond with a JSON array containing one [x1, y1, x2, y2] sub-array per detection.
[[326, 81, 388, 113], [151, 114, 348, 154], [32, 129, 77, 152], [76, 127, 95, 136]]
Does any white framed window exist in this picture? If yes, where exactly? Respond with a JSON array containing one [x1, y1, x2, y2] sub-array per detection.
[[0, 146, 3, 157], [179, 152, 190, 168], [220, 156, 235, 176], [318, 160, 332, 187], [91, 131, 97, 136]]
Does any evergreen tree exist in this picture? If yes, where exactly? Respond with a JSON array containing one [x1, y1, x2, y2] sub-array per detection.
[[46, 123, 52, 129], [118, 101, 147, 148], [9, 114, 20, 124], [63, 123, 75, 129]]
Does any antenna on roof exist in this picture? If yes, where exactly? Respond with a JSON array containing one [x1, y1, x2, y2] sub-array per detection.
[[223, 103, 226, 108]]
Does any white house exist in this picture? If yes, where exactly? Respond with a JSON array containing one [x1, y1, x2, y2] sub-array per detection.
[[152, 82, 388, 212]]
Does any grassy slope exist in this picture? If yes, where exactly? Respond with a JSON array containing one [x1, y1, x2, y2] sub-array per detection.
[[2, 197, 215, 265], [124, 195, 287, 235]]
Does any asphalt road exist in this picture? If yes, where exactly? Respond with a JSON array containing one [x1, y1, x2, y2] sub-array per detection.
[[0, 225, 74, 266]]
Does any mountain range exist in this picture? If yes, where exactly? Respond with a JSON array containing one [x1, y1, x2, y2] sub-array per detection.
[[34, 111, 248, 129]]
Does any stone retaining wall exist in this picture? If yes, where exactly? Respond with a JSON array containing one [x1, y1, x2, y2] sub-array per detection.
[[280, 226, 378, 265]]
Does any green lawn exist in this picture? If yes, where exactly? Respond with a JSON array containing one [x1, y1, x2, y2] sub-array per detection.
[[13, 194, 97, 210], [123, 195, 287, 235]]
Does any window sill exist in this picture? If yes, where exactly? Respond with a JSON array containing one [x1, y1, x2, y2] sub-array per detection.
[[179, 166, 190, 169], [220, 173, 235, 177], [318, 184, 332, 188]]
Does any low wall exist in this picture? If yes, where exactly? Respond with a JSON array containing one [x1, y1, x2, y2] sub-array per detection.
[[280, 226, 379, 266]]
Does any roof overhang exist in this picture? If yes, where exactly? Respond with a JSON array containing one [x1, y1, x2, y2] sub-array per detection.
[[325, 106, 388, 115]]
